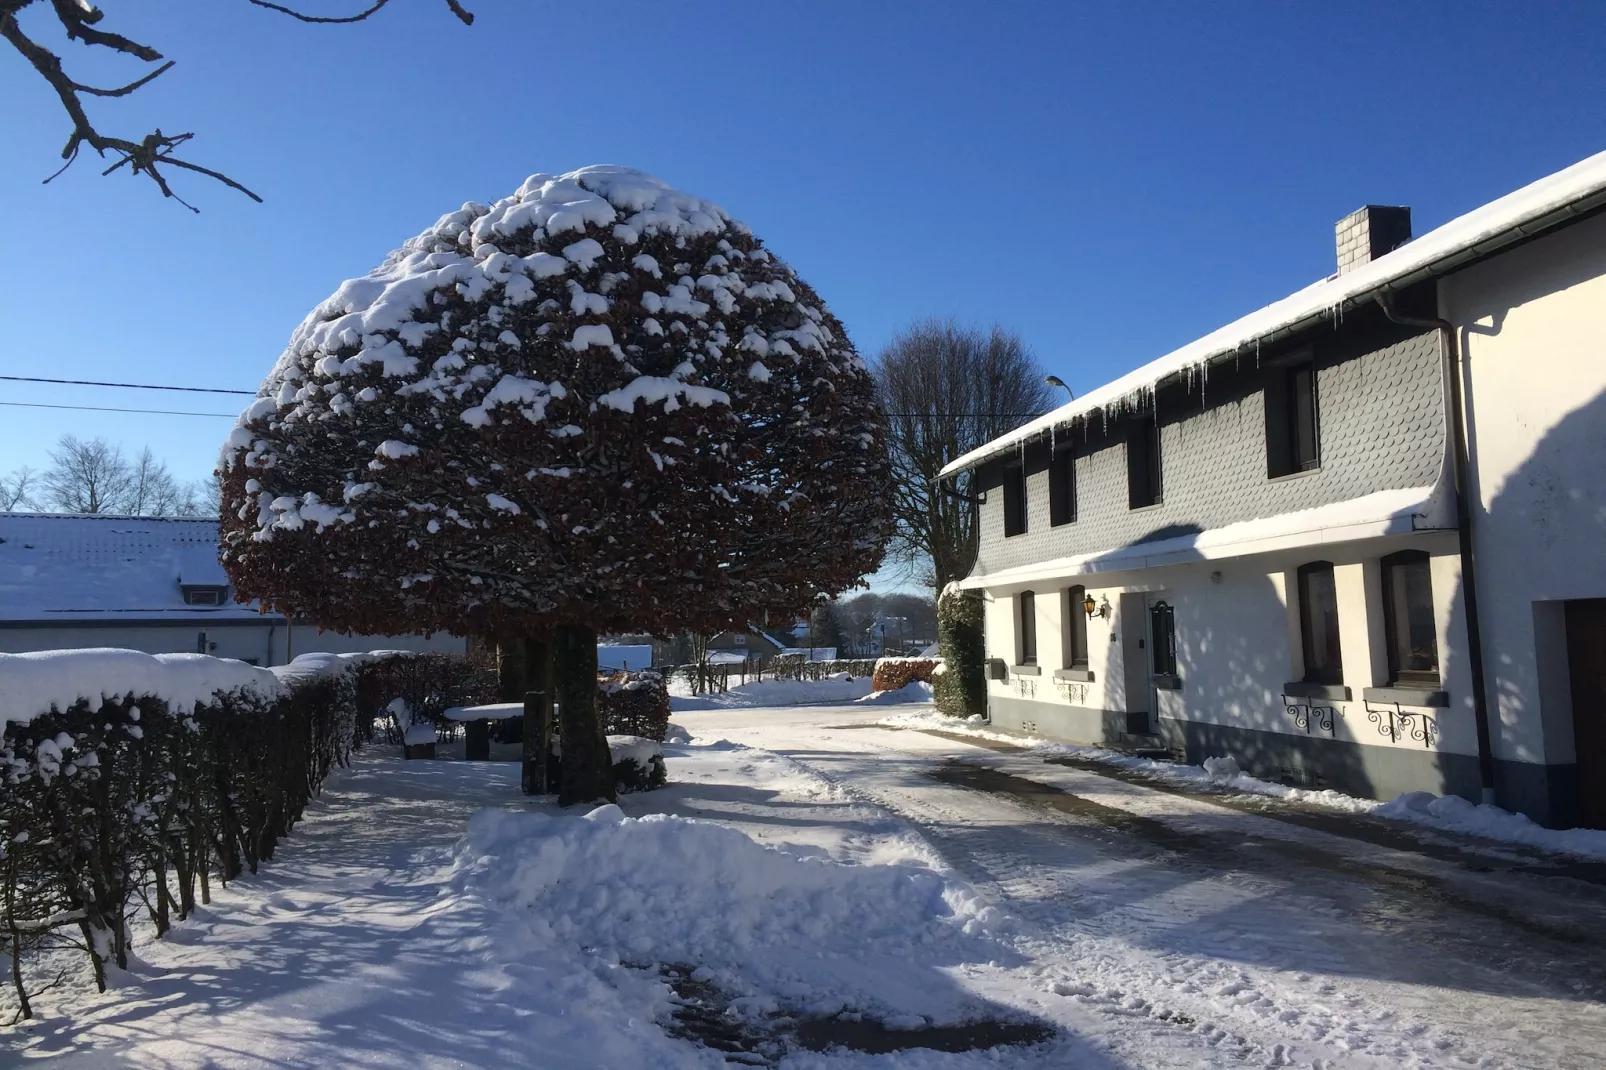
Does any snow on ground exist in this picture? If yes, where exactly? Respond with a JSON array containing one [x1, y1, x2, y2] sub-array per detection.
[[675, 703, 1606, 1069], [670, 674, 930, 712], [16, 699, 1606, 1068], [875, 709, 1606, 862]]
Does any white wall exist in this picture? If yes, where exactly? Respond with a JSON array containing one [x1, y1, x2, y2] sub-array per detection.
[[981, 531, 1474, 759], [1442, 210, 1606, 765]]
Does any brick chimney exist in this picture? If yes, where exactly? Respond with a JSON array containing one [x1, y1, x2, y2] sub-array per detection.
[[1335, 205, 1411, 274]]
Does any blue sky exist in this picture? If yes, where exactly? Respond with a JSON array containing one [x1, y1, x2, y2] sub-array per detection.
[[2, 0, 1604, 586]]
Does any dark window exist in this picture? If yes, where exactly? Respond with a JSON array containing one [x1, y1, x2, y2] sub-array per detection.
[[1064, 585, 1089, 669], [1297, 562, 1343, 684], [1382, 551, 1439, 685], [1127, 420, 1162, 509], [1019, 590, 1037, 665], [1150, 600, 1176, 675], [1049, 445, 1076, 526], [182, 586, 226, 606], [1002, 464, 1027, 537], [1266, 358, 1320, 477]]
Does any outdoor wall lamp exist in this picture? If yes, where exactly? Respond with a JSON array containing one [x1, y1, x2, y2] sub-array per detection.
[[1084, 593, 1111, 621]]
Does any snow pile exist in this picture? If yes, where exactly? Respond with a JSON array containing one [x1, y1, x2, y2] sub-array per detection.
[[1377, 791, 1606, 859], [454, 803, 1004, 1015], [1, 648, 284, 732], [607, 735, 663, 769]]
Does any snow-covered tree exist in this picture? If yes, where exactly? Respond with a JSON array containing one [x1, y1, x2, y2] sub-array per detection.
[[219, 166, 891, 801]]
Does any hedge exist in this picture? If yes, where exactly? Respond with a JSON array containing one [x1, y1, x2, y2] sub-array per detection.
[[933, 586, 986, 718], [0, 651, 362, 1018], [598, 670, 671, 742], [871, 656, 941, 692], [767, 655, 879, 682]]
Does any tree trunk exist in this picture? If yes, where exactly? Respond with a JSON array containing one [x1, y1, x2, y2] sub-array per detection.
[[553, 624, 614, 806], [464, 719, 490, 761], [521, 638, 553, 795]]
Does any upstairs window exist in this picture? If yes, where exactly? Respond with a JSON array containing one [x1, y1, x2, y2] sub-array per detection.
[[1063, 585, 1089, 669], [1382, 550, 1439, 685], [1267, 356, 1320, 477], [1018, 590, 1037, 665], [1049, 444, 1076, 526], [1128, 420, 1162, 509], [1297, 562, 1343, 684], [1002, 464, 1028, 537]]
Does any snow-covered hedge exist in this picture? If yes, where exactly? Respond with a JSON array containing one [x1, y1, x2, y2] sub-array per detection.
[[597, 670, 670, 741], [607, 735, 666, 793], [0, 649, 364, 1018], [767, 655, 879, 682], [870, 656, 941, 693]]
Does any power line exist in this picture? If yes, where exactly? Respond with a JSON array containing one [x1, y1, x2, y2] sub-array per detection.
[[0, 375, 255, 396], [1, 373, 1050, 421], [0, 401, 236, 418]]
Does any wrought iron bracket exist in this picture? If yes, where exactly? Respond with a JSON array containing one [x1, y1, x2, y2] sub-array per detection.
[[1281, 695, 1340, 737], [1364, 700, 1438, 748]]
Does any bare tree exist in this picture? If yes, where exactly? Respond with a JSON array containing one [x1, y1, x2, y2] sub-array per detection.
[[128, 447, 186, 516], [1, 466, 40, 511], [876, 319, 1054, 590], [40, 435, 136, 514], [1, 1, 473, 210]]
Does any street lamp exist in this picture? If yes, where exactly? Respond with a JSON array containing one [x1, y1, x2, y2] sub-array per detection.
[[1045, 375, 1074, 401]]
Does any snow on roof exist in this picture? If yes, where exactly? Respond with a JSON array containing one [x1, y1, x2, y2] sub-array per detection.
[[941, 149, 1606, 478], [0, 513, 263, 623], [223, 165, 748, 471]]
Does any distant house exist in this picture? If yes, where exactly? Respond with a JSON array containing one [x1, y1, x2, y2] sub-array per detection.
[[0, 513, 464, 664], [940, 151, 1606, 829], [705, 627, 789, 667]]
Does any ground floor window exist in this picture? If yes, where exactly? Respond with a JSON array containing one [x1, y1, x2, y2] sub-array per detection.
[[1063, 585, 1089, 669], [1018, 591, 1037, 665], [1297, 561, 1343, 684], [1382, 550, 1439, 685]]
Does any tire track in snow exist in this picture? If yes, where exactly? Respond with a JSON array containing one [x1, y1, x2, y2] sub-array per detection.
[[718, 719, 1605, 1069]]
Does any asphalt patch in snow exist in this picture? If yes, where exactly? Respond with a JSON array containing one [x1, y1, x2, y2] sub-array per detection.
[[651, 962, 1056, 1063]]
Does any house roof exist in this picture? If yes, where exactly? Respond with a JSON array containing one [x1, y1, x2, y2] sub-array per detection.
[[941, 148, 1606, 479], [0, 513, 268, 624]]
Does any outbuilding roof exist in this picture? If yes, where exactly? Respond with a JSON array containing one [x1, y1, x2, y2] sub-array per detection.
[[940, 148, 1606, 478], [0, 513, 265, 624]]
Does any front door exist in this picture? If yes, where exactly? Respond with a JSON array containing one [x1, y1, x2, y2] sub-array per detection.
[[1566, 599, 1606, 829]]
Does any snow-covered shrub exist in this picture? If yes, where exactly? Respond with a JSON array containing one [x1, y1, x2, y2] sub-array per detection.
[[218, 166, 891, 642], [871, 656, 941, 692], [219, 166, 892, 805], [933, 586, 985, 718], [597, 670, 670, 741], [607, 735, 666, 793], [0, 650, 356, 1018]]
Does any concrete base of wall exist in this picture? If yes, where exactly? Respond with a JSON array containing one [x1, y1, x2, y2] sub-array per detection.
[[987, 694, 1578, 828]]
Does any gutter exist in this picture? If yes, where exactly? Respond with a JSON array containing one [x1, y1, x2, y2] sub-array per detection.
[[1377, 293, 1498, 806]]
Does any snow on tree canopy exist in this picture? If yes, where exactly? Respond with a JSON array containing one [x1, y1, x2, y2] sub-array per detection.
[[219, 166, 891, 638]]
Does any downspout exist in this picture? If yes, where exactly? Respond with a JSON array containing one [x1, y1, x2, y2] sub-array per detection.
[[1376, 292, 1497, 805], [266, 619, 276, 668]]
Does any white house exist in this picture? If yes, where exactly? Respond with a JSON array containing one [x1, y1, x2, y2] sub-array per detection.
[[940, 150, 1606, 829], [0, 513, 464, 665]]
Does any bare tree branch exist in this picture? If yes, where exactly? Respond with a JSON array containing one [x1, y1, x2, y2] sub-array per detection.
[[4, 0, 474, 209]]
